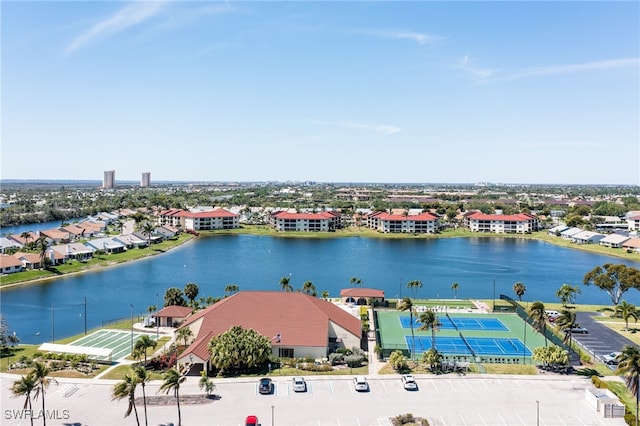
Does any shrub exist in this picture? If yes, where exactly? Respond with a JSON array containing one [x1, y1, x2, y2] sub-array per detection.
[[298, 363, 333, 372], [329, 353, 344, 366], [344, 354, 365, 368], [351, 346, 365, 357], [336, 348, 352, 355], [591, 376, 606, 389], [389, 350, 408, 372]]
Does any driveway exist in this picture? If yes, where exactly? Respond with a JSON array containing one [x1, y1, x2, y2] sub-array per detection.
[[572, 312, 637, 362]]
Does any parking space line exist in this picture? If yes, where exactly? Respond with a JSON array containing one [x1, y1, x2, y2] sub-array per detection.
[[459, 413, 467, 425], [555, 414, 567, 425], [329, 380, 334, 395], [497, 413, 508, 425], [515, 412, 527, 425], [477, 413, 488, 425]]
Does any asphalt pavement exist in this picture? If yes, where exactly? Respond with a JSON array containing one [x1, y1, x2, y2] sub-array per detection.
[[572, 312, 637, 363]]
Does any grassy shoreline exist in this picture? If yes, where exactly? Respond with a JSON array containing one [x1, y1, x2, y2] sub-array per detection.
[[1, 226, 638, 289]]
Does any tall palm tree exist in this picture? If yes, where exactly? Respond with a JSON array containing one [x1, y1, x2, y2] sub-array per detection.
[[159, 368, 186, 426], [616, 345, 640, 426], [528, 301, 548, 347], [615, 300, 639, 331], [176, 326, 193, 347], [398, 297, 416, 361], [133, 365, 151, 426], [35, 236, 48, 269], [406, 280, 423, 298], [418, 309, 441, 352], [20, 231, 33, 248], [349, 277, 363, 287], [134, 335, 157, 366], [183, 283, 199, 306], [11, 373, 37, 426], [31, 361, 57, 426], [141, 222, 155, 247], [451, 282, 459, 299], [555, 309, 578, 354], [279, 276, 293, 292], [112, 372, 140, 426], [513, 282, 526, 301], [224, 284, 239, 296], [301, 281, 316, 296]]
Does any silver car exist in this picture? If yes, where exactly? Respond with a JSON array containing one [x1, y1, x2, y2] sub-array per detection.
[[353, 376, 369, 392], [602, 352, 622, 365], [292, 377, 307, 392], [401, 374, 418, 391]]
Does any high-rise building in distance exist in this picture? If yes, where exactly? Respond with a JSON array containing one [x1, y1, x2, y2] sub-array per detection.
[[103, 170, 115, 189], [141, 172, 150, 188]]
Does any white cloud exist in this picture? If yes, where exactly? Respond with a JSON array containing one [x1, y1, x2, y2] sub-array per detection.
[[362, 29, 442, 45], [338, 121, 402, 135], [503, 58, 640, 81], [66, 1, 168, 54], [457, 55, 496, 80]]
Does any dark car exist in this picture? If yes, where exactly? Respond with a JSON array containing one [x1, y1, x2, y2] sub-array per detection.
[[258, 377, 273, 395]]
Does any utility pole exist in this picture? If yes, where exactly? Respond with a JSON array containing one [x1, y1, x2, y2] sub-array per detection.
[[84, 296, 87, 335]]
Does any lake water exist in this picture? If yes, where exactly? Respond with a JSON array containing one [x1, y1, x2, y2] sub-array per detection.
[[1, 235, 639, 344]]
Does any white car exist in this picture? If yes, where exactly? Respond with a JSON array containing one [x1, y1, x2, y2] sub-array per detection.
[[292, 377, 307, 392], [602, 352, 622, 365], [401, 374, 418, 391], [353, 376, 369, 392]]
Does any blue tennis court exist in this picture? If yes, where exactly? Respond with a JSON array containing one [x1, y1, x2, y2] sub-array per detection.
[[405, 335, 531, 357], [399, 316, 508, 331]]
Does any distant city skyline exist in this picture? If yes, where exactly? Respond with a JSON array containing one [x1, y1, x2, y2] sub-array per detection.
[[2, 2, 639, 185]]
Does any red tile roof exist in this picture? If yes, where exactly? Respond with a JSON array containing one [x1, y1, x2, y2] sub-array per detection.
[[272, 211, 338, 220], [0, 254, 22, 268], [181, 291, 361, 348], [622, 238, 640, 248], [340, 288, 385, 298], [181, 208, 239, 218], [156, 305, 193, 318], [374, 212, 438, 221], [467, 212, 537, 221]]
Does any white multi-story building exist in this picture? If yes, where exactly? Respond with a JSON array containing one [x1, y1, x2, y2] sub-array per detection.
[[141, 172, 150, 187], [365, 211, 440, 233], [270, 211, 341, 232], [465, 212, 539, 234], [103, 170, 115, 189]]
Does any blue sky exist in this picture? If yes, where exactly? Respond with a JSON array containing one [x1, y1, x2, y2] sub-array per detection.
[[2, 1, 639, 185]]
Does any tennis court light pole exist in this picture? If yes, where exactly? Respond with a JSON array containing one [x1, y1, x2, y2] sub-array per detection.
[[130, 304, 134, 355]]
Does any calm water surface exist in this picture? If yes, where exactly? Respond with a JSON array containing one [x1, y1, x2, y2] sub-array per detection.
[[1, 235, 639, 343]]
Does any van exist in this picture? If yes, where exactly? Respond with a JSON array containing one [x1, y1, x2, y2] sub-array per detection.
[[545, 310, 560, 321]]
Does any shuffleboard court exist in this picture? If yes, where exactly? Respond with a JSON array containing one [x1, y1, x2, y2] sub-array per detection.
[[399, 315, 508, 331], [71, 329, 157, 362], [405, 336, 531, 357]]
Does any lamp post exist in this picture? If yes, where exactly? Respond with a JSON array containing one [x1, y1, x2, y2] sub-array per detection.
[[130, 304, 134, 355], [156, 293, 160, 340], [492, 279, 496, 312], [536, 400, 540, 426], [271, 405, 274, 426]]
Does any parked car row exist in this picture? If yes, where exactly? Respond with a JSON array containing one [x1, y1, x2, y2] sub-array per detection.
[[257, 375, 420, 396]]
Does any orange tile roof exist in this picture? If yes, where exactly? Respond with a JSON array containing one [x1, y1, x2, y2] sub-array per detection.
[[156, 305, 193, 318], [340, 288, 385, 298], [272, 211, 338, 220], [0, 254, 22, 268], [181, 291, 361, 348]]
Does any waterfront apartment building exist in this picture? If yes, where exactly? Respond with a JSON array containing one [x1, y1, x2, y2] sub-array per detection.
[[103, 170, 115, 189], [365, 211, 440, 233], [465, 212, 540, 234], [157, 208, 240, 231], [270, 210, 342, 232], [141, 172, 150, 187]]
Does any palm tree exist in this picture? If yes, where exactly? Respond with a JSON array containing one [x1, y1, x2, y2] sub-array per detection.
[[555, 309, 578, 354], [159, 368, 186, 426], [398, 297, 416, 361], [321, 291, 330, 300], [198, 370, 215, 396], [134, 335, 157, 366], [451, 282, 459, 299], [133, 365, 151, 426], [615, 300, 639, 331], [141, 222, 155, 247], [279, 276, 293, 292], [112, 372, 140, 426], [176, 326, 193, 347], [406, 280, 423, 298], [35, 236, 48, 269], [616, 345, 640, 426], [349, 277, 363, 287], [20, 231, 33, 248], [11, 373, 37, 426], [224, 284, 239, 296], [528, 301, 548, 347], [301, 281, 316, 296], [31, 361, 57, 426], [418, 309, 441, 352], [183, 283, 199, 306], [513, 282, 526, 301]]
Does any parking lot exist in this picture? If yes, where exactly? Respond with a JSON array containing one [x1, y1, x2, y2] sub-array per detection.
[[1, 373, 626, 426]]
